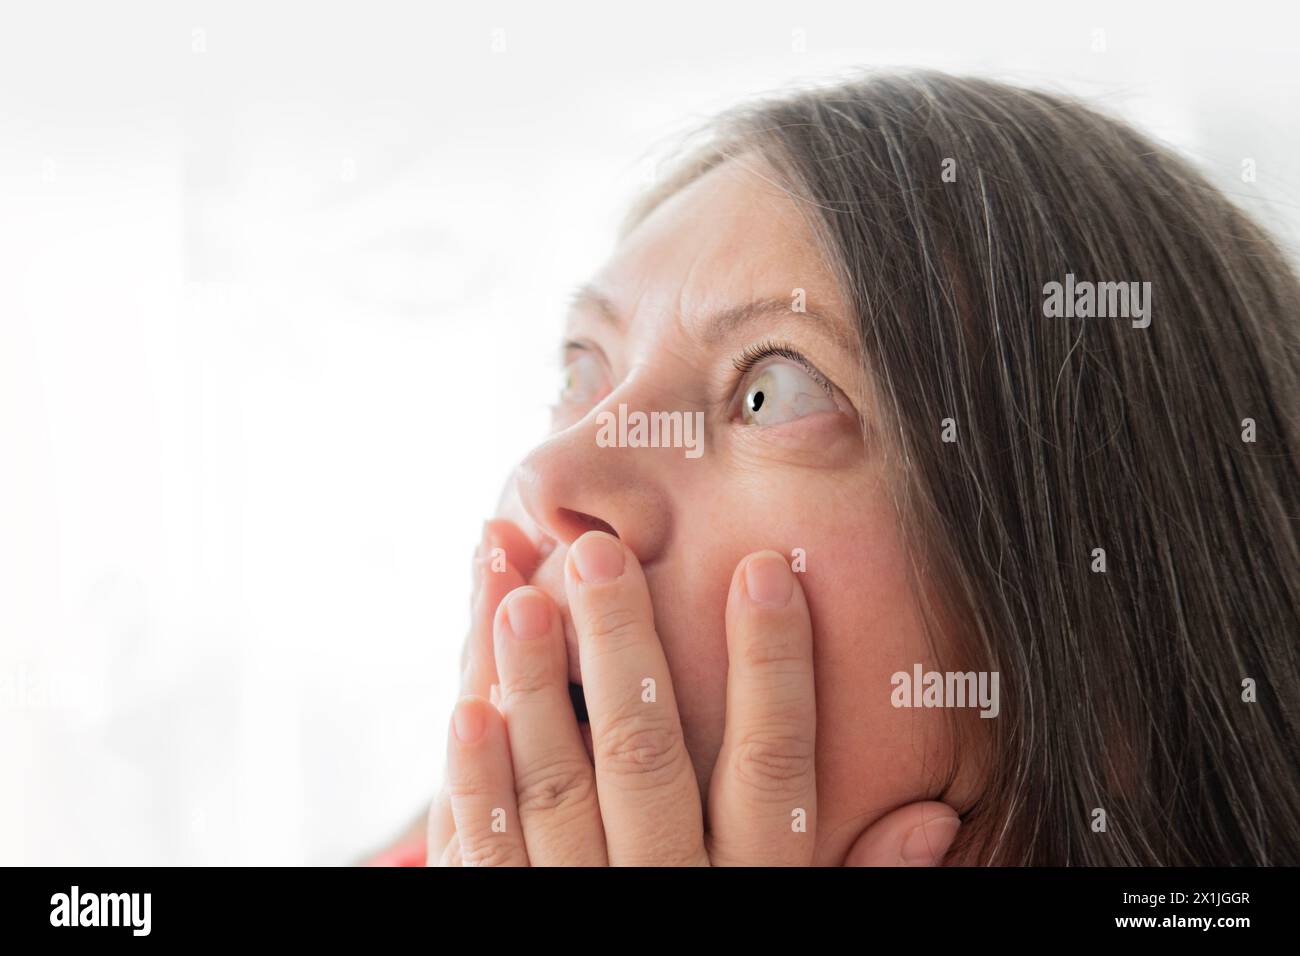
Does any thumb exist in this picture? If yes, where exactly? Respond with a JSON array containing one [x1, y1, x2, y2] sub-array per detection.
[[843, 801, 962, 867]]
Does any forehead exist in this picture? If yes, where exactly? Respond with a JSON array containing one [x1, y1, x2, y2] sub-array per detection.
[[591, 155, 847, 333]]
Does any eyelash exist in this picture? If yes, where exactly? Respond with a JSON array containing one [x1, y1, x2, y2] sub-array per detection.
[[732, 339, 835, 397], [558, 337, 837, 409]]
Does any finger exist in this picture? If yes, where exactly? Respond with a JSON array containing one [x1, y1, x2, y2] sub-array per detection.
[[485, 517, 542, 581], [426, 785, 454, 864], [434, 519, 537, 865], [494, 587, 607, 864], [445, 696, 529, 866], [437, 831, 462, 867], [842, 801, 962, 867], [493, 474, 546, 577], [462, 521, 532, 697], [564, 531, 707, 866], [708, 551, 817, 866]]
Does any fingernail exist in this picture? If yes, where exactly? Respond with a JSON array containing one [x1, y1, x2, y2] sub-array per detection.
[[570, 532, 625, 584], [452, 698, 486, 744], [900, 815, 961, 866], [744, 552, 794, 608], [504, 589, 550, 640]]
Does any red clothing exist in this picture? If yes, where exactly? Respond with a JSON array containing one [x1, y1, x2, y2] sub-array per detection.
[[364, 833, 427, 867]]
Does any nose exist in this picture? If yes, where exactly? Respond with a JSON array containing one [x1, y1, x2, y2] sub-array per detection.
[[514, 402, 675, 566]]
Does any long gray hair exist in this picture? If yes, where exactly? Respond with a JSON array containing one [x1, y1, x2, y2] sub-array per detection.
[[627, 71, 1300, 865]]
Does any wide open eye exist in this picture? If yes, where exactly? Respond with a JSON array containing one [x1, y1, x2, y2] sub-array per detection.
[[740, 361, 838, 426], [558, 348, 609, 408]]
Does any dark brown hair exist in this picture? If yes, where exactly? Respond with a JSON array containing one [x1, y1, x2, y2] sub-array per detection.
[[628, 71, 1300, 865]]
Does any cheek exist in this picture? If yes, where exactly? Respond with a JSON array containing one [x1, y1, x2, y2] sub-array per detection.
[[805, 508, 958, 859], [650, 487, 957, 859], [644, 488, 917, 796]]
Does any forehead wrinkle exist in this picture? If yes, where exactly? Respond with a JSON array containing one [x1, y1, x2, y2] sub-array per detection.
[[687, 296, 861, 360], [568, 282, 860, 363], [567, 284, 621, 328]]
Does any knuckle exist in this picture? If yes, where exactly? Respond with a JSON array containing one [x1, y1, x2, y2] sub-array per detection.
[[515, 758, 596, 816], [459, 834, 523, 867], [447, 780, 488, 801], [595, 706, 684, 785], [730, 727, 815, 794], [447, 772, 494, 803], [581, 603, 643, 644], [499, 667, 555, 703], [740, 633, 807, 671]]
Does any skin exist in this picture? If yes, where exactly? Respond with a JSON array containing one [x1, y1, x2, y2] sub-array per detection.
[[423, 155, 981, 866]]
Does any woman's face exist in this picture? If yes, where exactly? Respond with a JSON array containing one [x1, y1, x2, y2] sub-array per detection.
[[504, 155, 971, 864]]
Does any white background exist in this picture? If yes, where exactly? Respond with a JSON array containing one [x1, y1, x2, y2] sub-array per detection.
[[2, 0, 1297, 864]]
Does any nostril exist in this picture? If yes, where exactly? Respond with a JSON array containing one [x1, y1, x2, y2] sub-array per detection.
[[558, 508, 618, 540]]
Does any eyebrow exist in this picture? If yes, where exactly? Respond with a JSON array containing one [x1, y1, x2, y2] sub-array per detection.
[[567, 284, 860, 358]]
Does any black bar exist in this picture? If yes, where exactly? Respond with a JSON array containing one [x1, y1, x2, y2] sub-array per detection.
[[2, 866, 1293, 943]]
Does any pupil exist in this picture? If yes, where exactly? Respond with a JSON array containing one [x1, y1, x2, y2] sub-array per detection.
[[750, 389, 765, 413]]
